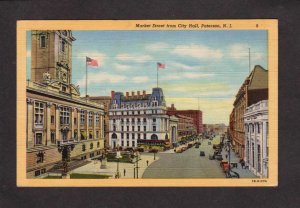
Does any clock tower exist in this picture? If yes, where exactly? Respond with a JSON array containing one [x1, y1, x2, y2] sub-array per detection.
[[31, 30, 76, 94]]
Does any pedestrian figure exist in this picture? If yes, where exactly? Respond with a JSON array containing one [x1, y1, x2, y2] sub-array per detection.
[[146, 160, 149, 166], [241, 159, 245, 169], [124, 169, 126, 176], [225, 154, 228, 159]]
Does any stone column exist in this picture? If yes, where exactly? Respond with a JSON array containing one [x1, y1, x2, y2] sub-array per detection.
[[93, 112, 96, 139], [71, 107, 75, 139], [55, 104, 60, 142], [27, 98, 34, 148], [46, 102, 52, 146], [86, 110, 89, 139], [77, 108, 80, 140]]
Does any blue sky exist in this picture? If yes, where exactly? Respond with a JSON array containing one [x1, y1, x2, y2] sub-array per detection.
[[26, 30, 268, 124]]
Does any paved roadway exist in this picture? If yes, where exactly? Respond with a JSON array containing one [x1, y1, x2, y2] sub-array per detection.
[[142, 136, 225, 178]]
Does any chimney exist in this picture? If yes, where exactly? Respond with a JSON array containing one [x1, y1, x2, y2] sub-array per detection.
[[111, 90, 115, 98], [143, 90, 146, 96], [132, 91, 135, 96], [137, 91, 140, 96], [126, 92, 129, 97]]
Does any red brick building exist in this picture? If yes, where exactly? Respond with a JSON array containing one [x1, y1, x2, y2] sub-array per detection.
[[167, 104, 203, 134]]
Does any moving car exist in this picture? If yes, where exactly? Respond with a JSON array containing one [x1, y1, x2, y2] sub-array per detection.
[[200, 151, 205, 156], [215, 154, 223, 161]]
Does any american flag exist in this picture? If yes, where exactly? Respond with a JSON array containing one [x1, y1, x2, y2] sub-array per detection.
[[86, 57, 99, 67], [157, 62, 165, 69]]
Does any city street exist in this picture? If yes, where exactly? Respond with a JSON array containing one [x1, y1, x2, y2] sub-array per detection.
[[142, 136, 225, 178]]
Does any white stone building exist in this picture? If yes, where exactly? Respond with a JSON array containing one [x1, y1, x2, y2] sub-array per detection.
[[244, 100, 268, 178], [108, 88, 176, 148]]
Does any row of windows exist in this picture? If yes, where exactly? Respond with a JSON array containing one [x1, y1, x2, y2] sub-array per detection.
[[113, 125, 156, 132], [113, 118, 156, 123], [111, 100, 160, 110], [110, 109, 161, 116], [39, 35, 67, 53], [33, 101, 100, 126], [121, 133, 147, 140]]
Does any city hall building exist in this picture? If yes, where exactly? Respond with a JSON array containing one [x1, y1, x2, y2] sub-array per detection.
[[244, 100, 269, 178], [26, 30, 105, 178], [108, 88, 176, 148]]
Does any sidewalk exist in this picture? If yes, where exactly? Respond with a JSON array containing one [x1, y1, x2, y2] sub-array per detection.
[[220, 146, 257, 178], [71, 153, 159, 179]]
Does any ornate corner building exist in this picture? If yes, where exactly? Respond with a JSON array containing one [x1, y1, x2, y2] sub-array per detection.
[[108, 89, 177, 149], [26, 30, 105, 178]]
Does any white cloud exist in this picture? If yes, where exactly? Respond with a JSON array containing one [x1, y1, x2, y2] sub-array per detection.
[[75, 51, 107, 65], [26, 50, 31, 58], [113, 63, 131, 71], [76, 72, 126, 86], [161, 72, 213, 81], [229, 43, 265, 62], [172, 44, 223, 59], [145, 42, 169, 51], [115, 53, 153, 63], [132, 76, 149, 83], [168, 62, 199, 71]]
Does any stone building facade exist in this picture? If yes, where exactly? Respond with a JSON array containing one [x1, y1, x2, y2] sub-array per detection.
[[175, 114, 197, 141], [244, 100, 268, 178], [231, 65, 268, 158], [108, 88, 175, 148], [89, 95, 112, 148], [26, 30, 105, 178]]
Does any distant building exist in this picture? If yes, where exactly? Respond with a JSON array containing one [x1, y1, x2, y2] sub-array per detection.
[[26, 30, 105, 178], [108, 88, 175, 148], [203, 123, 228, 135], [175, 114, 197, 141], [231, 65, 268, 158], [167, 104, 203, 133], [244, 100, 268, 178]]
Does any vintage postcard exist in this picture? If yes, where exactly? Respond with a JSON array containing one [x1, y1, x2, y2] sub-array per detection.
[[17, 20, 278, 187]]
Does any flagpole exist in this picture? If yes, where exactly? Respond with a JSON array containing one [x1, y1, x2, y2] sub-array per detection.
[[86, 56, 88, 99], [157, 63, 158, 88]]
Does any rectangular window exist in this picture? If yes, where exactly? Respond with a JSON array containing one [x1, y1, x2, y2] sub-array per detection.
[[153, 118, 156, 122], [34, 102, 44, 126], [132, 133, 135, 139], [252, 143, 255, 167], [96, 114, 100, 126], [80, 110, 85, 125], [60, 106, 70, 125], [144, 126, 146, 131], [35, 133, 42, 145], [138, 126, 140, 131], [121, 133, 124, 139], [88, 112, 93, 127], [126, 133, 129, 139], [132, 126, 135, 131], [144, 133, 146, 139], [40, 35, 46, 48], [138, 133, 140, 139], [127, 141, 129, 146], [51, 132, 55, 144], [153, 126, 156, 132], [113, 126, 116, 131], [121, 126, 124, 131], [132, 141, 135, 147], [51, 116, 54, 124], [127, 126, 129, 131], [121, 141, 124, 146]]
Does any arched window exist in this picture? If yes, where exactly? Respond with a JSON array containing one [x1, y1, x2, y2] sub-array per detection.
[[111, 133, 117, 139], [151, 134, 158, 140]]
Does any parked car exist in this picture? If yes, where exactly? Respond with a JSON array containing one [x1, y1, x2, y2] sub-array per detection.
[[200, 151, 205, 156], [195, 144, 200, 148], [208, 154, 214, 160], [215, 154, 223, 161]]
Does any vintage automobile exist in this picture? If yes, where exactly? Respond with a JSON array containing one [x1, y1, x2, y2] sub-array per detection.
[[195, 144, 200, 148], [215, 154, 223, 161], [200, 151, 205, 156]]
